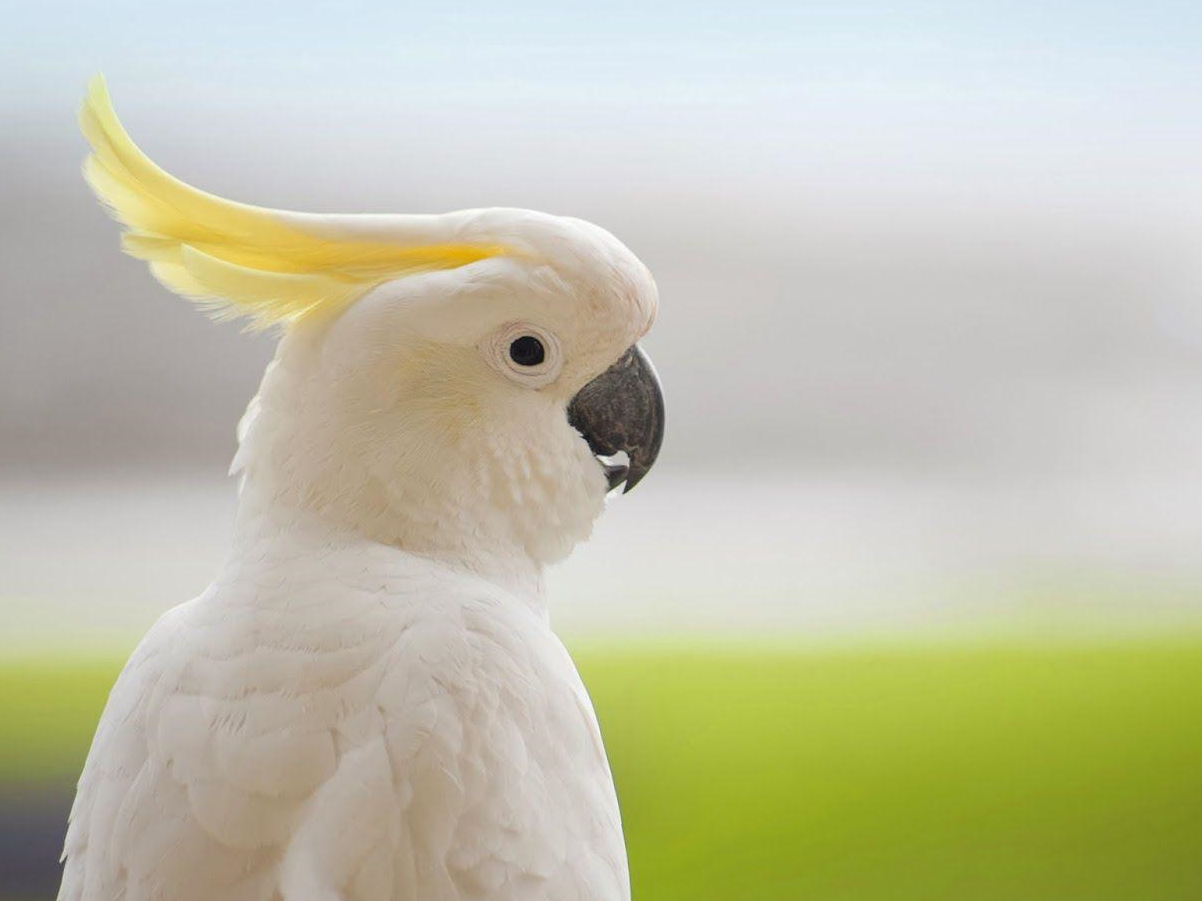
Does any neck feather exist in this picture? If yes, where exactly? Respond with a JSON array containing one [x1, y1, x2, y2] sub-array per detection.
[[230, 476, 548, 605]]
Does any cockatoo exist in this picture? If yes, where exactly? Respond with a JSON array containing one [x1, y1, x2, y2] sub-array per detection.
[[59, 77, 663, 901]]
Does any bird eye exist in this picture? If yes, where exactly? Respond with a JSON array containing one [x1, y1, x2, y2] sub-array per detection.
[[509, 335, 546, 367], [482, 322, 562, 388]]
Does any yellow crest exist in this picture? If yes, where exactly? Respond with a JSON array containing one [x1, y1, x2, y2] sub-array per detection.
[[79, 76, 508, 330]]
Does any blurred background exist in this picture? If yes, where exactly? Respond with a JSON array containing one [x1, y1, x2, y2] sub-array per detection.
[[1, 0, 1199, 899]]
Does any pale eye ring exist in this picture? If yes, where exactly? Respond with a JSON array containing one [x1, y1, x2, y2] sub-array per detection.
[[482, 323, 563, 388]]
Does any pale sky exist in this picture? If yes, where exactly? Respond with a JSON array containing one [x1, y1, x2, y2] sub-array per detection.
[[0, 0, 1198, 644], [1, 0, 1198, 477]]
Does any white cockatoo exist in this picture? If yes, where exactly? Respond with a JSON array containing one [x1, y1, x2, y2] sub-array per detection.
[[59, 78, 663, 901]]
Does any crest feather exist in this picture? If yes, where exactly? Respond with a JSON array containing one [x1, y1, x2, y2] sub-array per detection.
[[79, 76, 508, 330]]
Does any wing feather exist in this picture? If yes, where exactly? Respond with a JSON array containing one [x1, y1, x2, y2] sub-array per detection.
[[60, 557, 627, 899]]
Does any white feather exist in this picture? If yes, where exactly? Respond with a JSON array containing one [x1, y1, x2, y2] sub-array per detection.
[[60, 510, 628, 899]]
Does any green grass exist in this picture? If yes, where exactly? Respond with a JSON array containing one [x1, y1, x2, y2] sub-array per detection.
[[3, 639, 1200, 899], [1, 660, 124, 786], [582, 639, 1201, 900]]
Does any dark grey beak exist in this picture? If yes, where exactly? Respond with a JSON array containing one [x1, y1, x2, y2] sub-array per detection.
[[567, 345, 665, 493]]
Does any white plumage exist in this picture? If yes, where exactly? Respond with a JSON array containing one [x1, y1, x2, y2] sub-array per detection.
[[60, 79, 660, 900], [61, 516, 627, 899]]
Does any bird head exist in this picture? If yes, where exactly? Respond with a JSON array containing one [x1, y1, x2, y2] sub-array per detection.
[[79, 78, 663, 580], [229, 210, 664, 573]]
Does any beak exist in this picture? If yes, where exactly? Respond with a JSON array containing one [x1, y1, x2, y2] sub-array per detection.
[[567, 345, 665, 493]]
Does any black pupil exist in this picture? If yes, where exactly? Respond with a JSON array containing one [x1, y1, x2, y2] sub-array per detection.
[[509, 335, 545, 367]]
